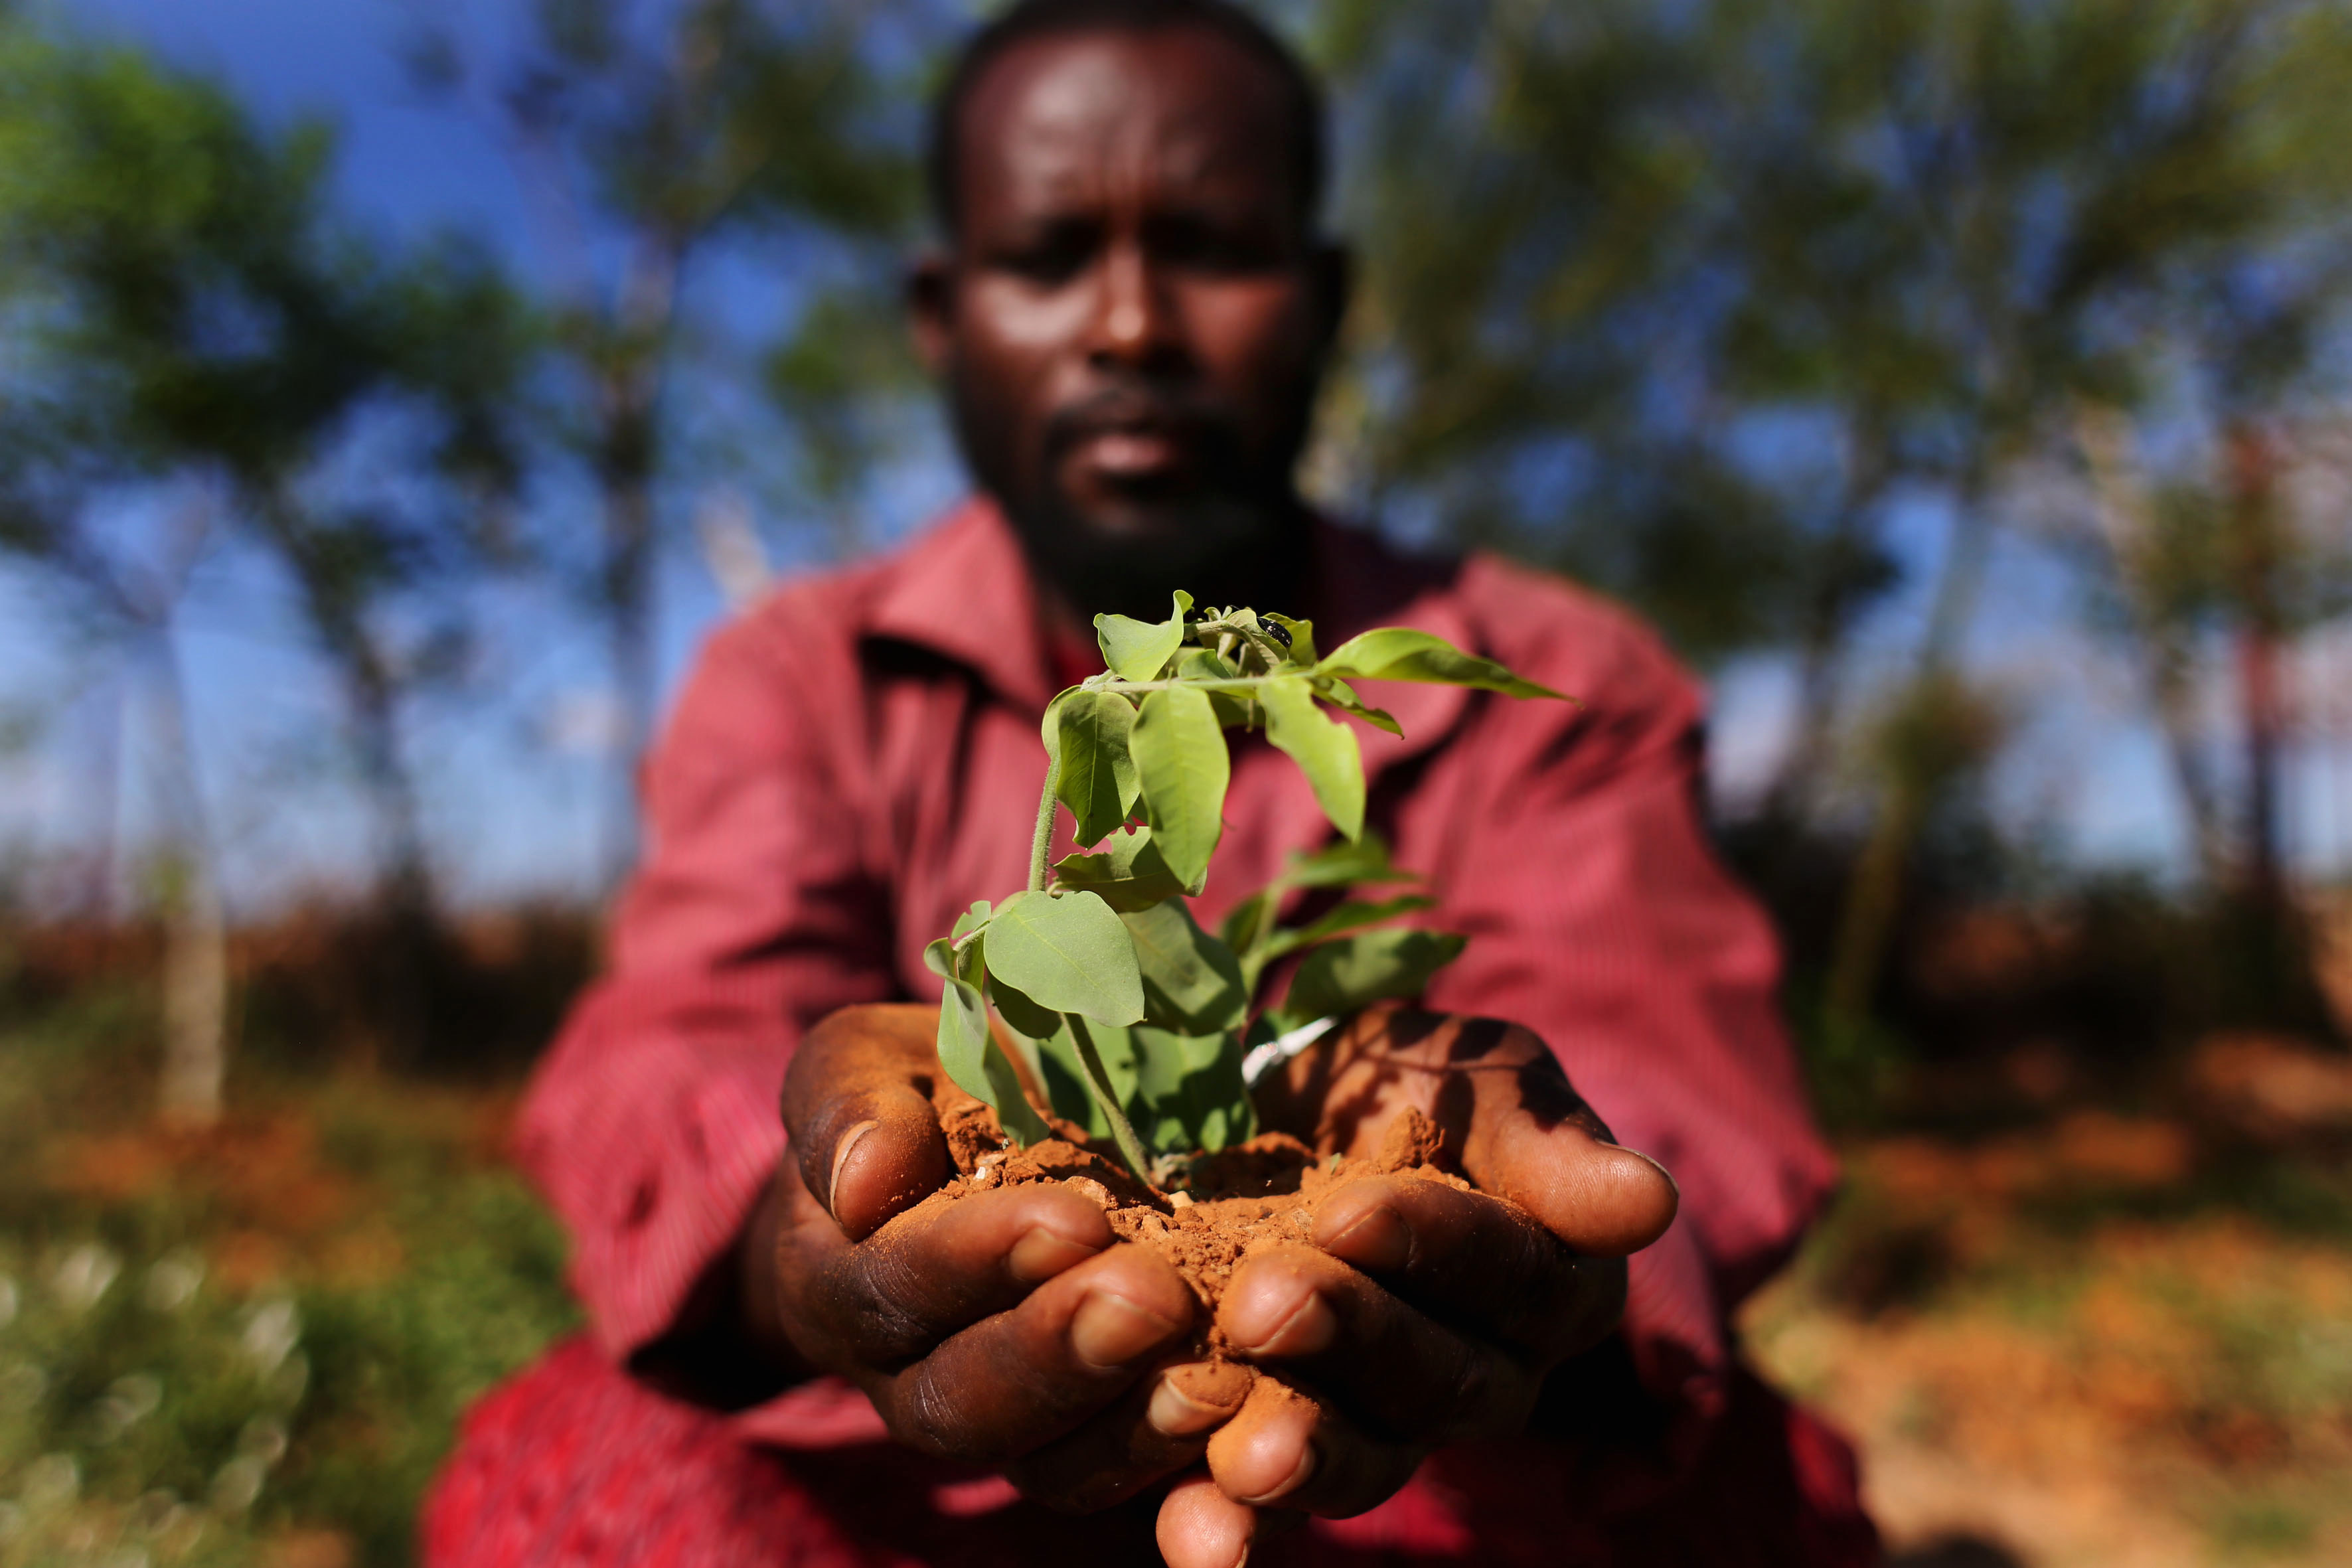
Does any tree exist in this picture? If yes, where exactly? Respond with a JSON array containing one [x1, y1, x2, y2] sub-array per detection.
[[1315, 0, 2352, 1039], [407, 0, 923, 885], [0, 13, 534, 1075]]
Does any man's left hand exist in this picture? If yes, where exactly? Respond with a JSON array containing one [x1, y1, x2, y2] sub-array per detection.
[[1154, 1005, 1680, 1568]]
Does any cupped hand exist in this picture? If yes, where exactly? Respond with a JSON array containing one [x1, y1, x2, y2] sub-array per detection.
[[1154, 1005, 1680, 1568], [769, 1004, 1248, 1512]]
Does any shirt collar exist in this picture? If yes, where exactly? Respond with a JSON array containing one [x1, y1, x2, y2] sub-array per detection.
[[864, 499, 1058, 712], [863, 497, 1482, 778]]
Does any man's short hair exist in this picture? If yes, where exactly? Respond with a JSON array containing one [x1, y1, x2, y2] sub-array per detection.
[[925, 0, 1328, 240]]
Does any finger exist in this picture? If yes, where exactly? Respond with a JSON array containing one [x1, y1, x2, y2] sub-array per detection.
[[1205, 1376, 1424, 1520], [1437, 1023, 1680, 1259], [1006, 1361, 1251, 1514], [1156, 1470, 1259, 1568], [876, 1243, 1196, 1462], [783, 1004, 952, 1239], [1219, 1243, 1532, 1444], [810, 1182, 1117, 1364], [1311, 1174, 1625, 1360]]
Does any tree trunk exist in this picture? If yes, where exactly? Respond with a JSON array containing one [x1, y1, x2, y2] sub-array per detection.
[[143, 629, 228, 1126], [2076, 407, 2233, 888], [593, 228, 684, 891], [1764, 415, 1894, 826], [1822, 458, 1996, 1041], [2226, 420, 2286, 913]]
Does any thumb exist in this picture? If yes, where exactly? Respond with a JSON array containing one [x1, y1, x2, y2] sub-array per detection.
[[1465, 1100, 1679, 1259], [782, 1004, 953, 1241]]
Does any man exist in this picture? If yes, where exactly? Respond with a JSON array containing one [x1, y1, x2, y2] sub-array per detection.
[[425, 2, 1879, 1564]]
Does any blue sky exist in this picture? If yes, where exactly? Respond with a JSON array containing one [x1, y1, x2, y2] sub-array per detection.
[[2, 0, 2345, 917]]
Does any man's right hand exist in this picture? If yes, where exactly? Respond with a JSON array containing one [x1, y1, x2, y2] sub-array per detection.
[[758, 1003, 1245, 1512]]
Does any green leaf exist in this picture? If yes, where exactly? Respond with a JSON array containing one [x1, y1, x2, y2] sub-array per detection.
[[1259, 894, 1437, 963], [1095, 590, 1192, 682], [987, 975, 1063, 1042], [1316, 628, 1569, 701], [1032, 1017, 1137, 1135], [922, 937, 957, 980], [1176, 647, 1252, 727], [1312, 676, 1404, 736], [936, 965, 1050, 1145], [1129, 1026, 1255, 1154], [1283, 927, 1466, 1022], [1239, 893, 1437, 994], [1131, 684, 1229, 888], [1278, 833, 1419, 892], [1121, 900, 1247, 1034], [951, 902, 993, 941], [1218, 890, 1274, 959], [1260, 675, 1366, 840], [1263, 613, 1317, 666], [1054, 690, 1140, 846], [1052, 825, 1196, 909], [983, 888, 1146, 1026]]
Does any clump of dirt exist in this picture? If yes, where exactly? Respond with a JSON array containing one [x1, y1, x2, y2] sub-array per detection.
[[913, 1077, 1478, 1369]]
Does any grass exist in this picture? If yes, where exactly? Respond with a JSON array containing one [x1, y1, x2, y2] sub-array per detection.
[[1745, 1109, 2352, 1567], [0, 980, 578, 1568], [6, 936, 2350, 1567]]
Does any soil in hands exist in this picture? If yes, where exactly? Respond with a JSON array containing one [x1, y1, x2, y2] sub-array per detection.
[[915, 1077, 1474, 1368]]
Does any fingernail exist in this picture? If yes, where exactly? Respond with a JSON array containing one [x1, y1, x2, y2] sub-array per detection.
[[1231, 1290, 1337, 1358], [1008, 1225, 1101, 1284], [1605, 1141, 1681, 1200], [1071, 1290, 1184, 1368], [1146, 1370, 1238, 1437], [828, 1120, 877, 1221], [1237, 1440, 1317, 1506], [1318, 1201, 1410, 1270]]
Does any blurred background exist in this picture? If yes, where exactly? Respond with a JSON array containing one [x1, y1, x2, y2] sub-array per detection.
[[1, 0, 2348, 1563]]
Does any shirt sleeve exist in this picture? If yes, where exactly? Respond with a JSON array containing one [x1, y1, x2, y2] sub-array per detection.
[[1418, 607, 1838, 1454], [512, 608, 896, 1360]]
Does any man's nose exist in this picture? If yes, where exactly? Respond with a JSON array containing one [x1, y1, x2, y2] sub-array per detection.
[[1087, 240, 1182, 371]]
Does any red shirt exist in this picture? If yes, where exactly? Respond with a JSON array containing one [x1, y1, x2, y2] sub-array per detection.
[[514, 499, 1840, 1462]]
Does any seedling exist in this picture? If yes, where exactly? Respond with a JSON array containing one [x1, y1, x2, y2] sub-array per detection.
[[927, 594, 1564, 1187]]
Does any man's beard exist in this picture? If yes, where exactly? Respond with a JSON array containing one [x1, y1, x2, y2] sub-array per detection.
[[949, 372, 1311, 621]]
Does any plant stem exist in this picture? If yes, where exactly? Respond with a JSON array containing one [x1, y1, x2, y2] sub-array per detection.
[[1065, 1014, 1155, 1187], [1028, 753, 1059, 894]]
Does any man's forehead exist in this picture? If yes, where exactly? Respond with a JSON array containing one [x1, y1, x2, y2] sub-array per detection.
[[958, 29, 1295, 212]]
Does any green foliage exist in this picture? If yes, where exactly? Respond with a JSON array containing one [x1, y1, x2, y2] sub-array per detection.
[[1129, 686, 1231, 888], [0, 993, 578, 1568], [933, 601, 1563, 1184], [1284, 927, 1468, 1028], [982, 890, 1145, 1028], [1050, 691, 1140, 848]]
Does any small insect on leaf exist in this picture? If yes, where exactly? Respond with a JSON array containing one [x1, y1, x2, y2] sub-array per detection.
[[984, 889, 1146, 1026], [1316, 627, 1570, 702], [1263, 613, 1316, 665]]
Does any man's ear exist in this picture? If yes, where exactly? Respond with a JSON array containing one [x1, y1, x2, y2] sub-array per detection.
[[907, 250, 954, 376]]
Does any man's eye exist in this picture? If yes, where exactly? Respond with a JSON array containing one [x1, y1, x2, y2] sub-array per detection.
[[996, 228, 1097, 285], [1150, 218, 1281, 273]]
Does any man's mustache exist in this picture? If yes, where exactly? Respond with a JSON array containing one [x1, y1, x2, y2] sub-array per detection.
[[1041, 386, 1237, 461]]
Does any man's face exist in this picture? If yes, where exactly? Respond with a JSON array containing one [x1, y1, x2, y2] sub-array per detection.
[[912, 27, 1346, 611]]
